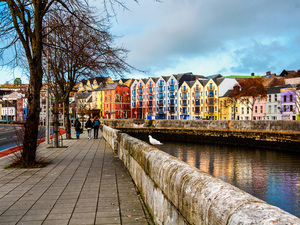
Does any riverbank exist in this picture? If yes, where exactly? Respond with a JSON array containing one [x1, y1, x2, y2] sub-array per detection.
[[114, 127, 300, 151]]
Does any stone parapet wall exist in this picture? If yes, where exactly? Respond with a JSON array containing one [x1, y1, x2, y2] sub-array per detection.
[[101, 119, 300, 132], [102, 125, 300, 225]]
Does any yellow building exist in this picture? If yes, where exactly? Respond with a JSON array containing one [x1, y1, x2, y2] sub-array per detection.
[[78, 77, 114, 92], [203, 79, 219, 120], [190, 80, 204, 120], [97, 88, 105, 118], [219, 96, 230, 120]]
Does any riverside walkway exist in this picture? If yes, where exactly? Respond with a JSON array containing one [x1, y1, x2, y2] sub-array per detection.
[[0, 130, 152, 225]]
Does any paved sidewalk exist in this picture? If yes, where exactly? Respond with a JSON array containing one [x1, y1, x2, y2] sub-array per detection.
[[0, 130, 152, 225]]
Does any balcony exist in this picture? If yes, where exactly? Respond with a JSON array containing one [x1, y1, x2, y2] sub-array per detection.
[[158, 96, 164, 100], [194, 87, 200, 92], [181, 88, 188, 93], [195, 101, 200, 106], [158, 102, 164, 106], [149, 89, 153, 94], [195, 107, 200, 114], [158, 82, 164, 87], [158, 109, 164, 114], [148, 101, 153, 107], [170, 95, 175, 99], [138, 102, 143, 108], [169, 102, 175, 106], [169, 109, 176, 113], [182, 95, 187, 100], [182, 102, 187, 106], [194, 94, 200, 99], [208, 86, 215, 91], [158, 88, 164, 93], [169, 86, 175, 92]]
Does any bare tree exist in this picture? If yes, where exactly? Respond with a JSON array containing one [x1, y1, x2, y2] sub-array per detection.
[[44, 12, 134, 139], [0, 0, 112, 166]]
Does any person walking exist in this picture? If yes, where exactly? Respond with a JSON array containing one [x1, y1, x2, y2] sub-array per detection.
[[74, 119, 81, 139], [85, 118, 93, 139], [93, 116, 100, 139]]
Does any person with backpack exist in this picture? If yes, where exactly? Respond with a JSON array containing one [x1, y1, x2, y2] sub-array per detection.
[[93, 117, 100, 139], [85, 118, 93, 139], [74, 119, 81, 139]]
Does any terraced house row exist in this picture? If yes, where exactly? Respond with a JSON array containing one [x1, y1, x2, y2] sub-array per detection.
[[75, 71, 300, 121]]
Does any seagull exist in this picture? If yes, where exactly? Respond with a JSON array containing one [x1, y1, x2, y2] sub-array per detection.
[[148, 135, 163, 148]]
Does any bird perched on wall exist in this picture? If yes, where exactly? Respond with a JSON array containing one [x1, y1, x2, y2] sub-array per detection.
[[148, 135, 163, 148]]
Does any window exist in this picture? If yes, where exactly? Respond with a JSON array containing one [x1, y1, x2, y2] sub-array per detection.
[[290, 105, 293, 112], [290, 95, 293, 102], [255, 106, 257, 113], [236, 107, 238, 112], [220, 101, 223, 106], [196, 84, 199, 90], [269, 95, 271, 102], [210, 83, 213, 89], [224, 100, 226, 106], [274, 105, 277, 113], [242, 107, 244, 114], [215, 106, 217, 112], [284, 95, 286, 102], [268, 105, 271, 113], [215, 90, 217, 95], [275, 94, 277, 101], [260, 106, 263, 113]]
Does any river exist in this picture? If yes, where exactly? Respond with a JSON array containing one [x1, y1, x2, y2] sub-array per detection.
[[139, 137, 300, 218]]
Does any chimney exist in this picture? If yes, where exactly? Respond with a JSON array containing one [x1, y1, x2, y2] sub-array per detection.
[[251, 73, 254, 76], [266, 71, 271, 76]]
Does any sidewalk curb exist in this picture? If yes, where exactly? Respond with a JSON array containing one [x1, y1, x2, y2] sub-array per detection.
[[0, 128, 66, 158]]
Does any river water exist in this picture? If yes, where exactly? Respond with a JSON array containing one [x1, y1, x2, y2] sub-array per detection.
[[145, 139, 300, 218]]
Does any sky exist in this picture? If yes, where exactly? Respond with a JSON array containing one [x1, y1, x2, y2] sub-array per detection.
[[1, 0, 300, 84]]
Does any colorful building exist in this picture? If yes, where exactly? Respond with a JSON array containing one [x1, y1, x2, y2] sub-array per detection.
[[280, 87, 297, 120]]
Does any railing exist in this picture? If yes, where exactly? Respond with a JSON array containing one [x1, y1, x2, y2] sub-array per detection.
[[208, 86, 215, 91], [194, 87, 200, 92], [181, 88, 188, 93], [169, 95, 175, 99], [182, 95, 187, 100], [194, 94, 200, 99]]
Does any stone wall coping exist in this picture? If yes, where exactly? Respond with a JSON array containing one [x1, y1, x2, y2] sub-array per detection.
[[103, 125, 300, 225]]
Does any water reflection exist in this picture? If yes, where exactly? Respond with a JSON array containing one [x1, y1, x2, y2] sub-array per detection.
[[153, 141, 300, 218]]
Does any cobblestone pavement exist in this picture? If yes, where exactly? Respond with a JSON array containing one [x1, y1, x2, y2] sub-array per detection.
[[0, 130, 152, 225]]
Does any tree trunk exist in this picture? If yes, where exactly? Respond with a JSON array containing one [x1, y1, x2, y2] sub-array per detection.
[[22, 62, 43, 166], [64, 97, 71, 139]]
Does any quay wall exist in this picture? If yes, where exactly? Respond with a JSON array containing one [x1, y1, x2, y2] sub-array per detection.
[[102, 125, 300, 225], [101, 119, 300, 132], [101, 120, 300, 151]]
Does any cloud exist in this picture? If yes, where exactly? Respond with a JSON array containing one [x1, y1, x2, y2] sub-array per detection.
[[111, 0, 300, 77]]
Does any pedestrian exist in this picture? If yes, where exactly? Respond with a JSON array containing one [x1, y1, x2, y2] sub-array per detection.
[[93, 116, 100, 139], [74, 119, 81, 139], [85, 118, 93, 139]]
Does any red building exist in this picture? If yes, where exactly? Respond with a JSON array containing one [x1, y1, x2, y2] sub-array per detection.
[[115, 85, 131, 119]]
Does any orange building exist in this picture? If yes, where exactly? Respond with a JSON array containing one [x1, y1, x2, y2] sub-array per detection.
[[103, 83, 131, 119]]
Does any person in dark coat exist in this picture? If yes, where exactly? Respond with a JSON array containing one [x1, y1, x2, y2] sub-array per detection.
[[74, 119, 81, 139], [85, 118, 93, 139], [93, 116, 100, 139]]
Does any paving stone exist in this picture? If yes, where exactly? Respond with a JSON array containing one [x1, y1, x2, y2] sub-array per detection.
[[0, 130, 150, 225]]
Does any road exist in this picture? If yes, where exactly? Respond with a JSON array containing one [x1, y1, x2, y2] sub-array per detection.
[[0, 124, 47, 151]]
